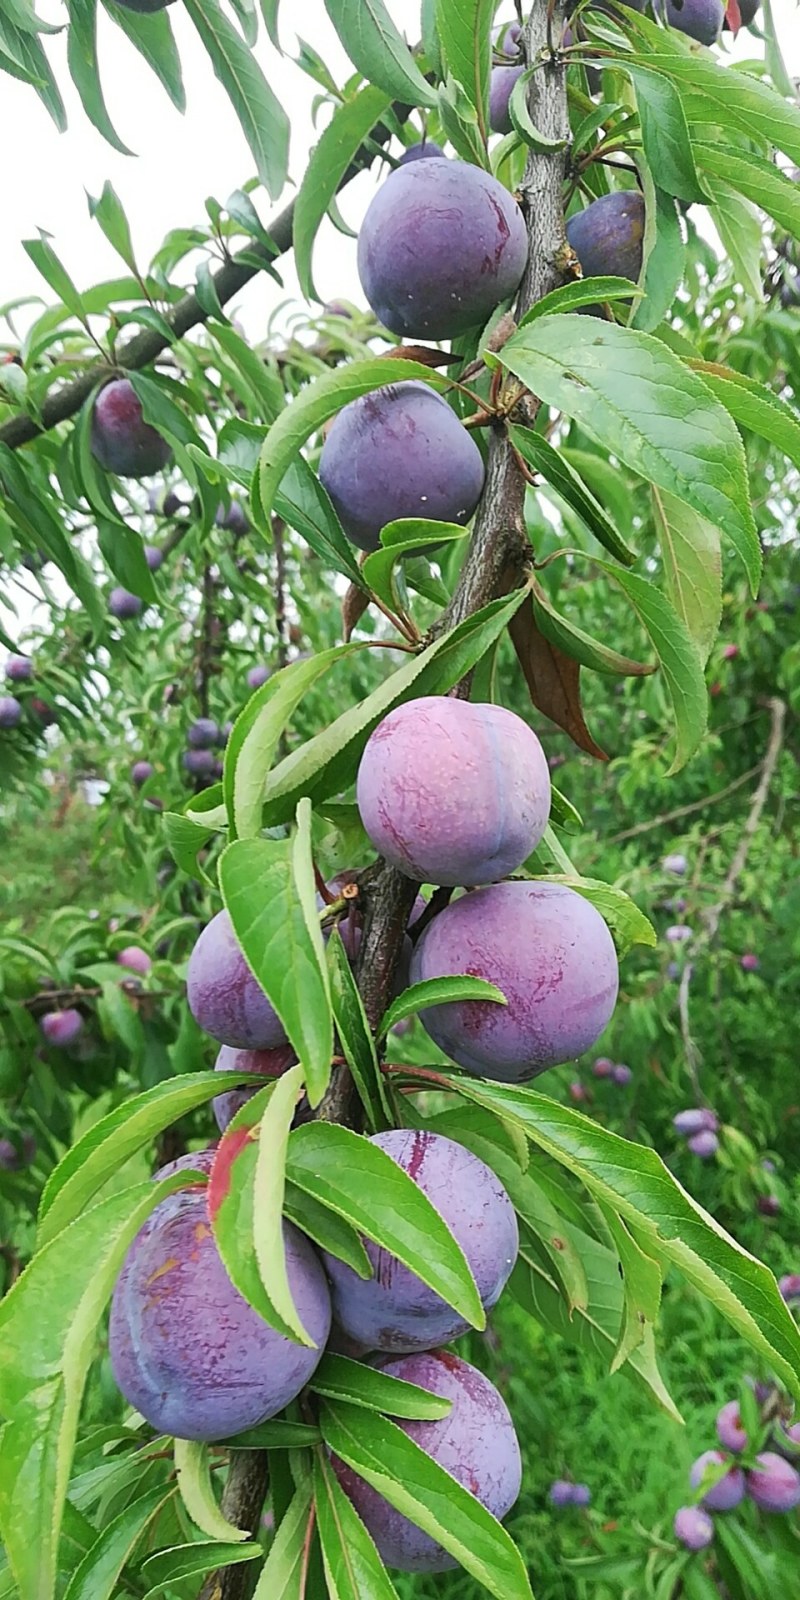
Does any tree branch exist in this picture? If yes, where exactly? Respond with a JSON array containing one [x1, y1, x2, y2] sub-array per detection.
[[196, 1451, 270, 1600]]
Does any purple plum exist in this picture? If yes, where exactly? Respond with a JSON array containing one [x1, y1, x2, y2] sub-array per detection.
[[592, 1057, 615, 1078], [674, 1505, 714, 1550], [5, 655, 32, 681], [612, 1063, 632, 1086], [666, 925, 693, 943], [410, 881, 619, 1080], [212, 1043, 298, 1133], [567, 190, 645, 284], [397, 140, 446, 164], [109, 588, 143, 621], [319, 382, 485, 554], [740, 953, 760, 972], [0, 1133, 36, 1171], [662, 0, 724, 43], [321, 1129, 518, 1354], [333, 1350, 521, 1571], [40, 1009, 84, 1048], [688, 1130, 718, 1158], [716, 1400, 748, 1452], [0, 697, 22, 729], [779, 1274, 800, 1303], [357, 698, 550, 886], [663, 853, 688, 875], [131, 760, 154, 786], [775, 1422, 800, 1458], [109, 1152, 331, 1440], [357, 159, 528, 340], [188, 718, 220, 748], [215, 502, 249, 535], [673, 1109, 718, 1135], [116, 947, 152, 976], [746, 1452, 800, 1513], [689, 1450, 745, 1511], [187, 909, 288, 1050], [144, 545, 163, 571], [490, 21, 523, 134], [247, 665, 272, 690], [91, 379, 172, 479], [758, 1195, 780, 1217], [182, 749, 216, 778], [549, 1480, 576, 1506], [723, 0, 760, 23], [572, 1484, 591, 1506]]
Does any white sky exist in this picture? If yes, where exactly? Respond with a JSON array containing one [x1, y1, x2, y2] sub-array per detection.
[[1, 0, 799, 341]]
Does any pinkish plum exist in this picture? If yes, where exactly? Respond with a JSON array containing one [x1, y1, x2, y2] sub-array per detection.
[[612, 1063, 632, 1086], [182, 749, 216, 777], [212, 1043, 298, 1132], [144, 545, 163, 571], [740, 953, 760, 972], [187, 909, 287, 1050], [689, 1450, 745, 1511], [688, 1130, 719, 1158], [0, 697, 21, 729], [357, 159, 528, 340], [674, 1506, 714, 1549], [333, 1350, 521, 1571], [116, 947, 152, 976], [746, 1452, 800, 1512], [716, 1400, 748, 1452], [0, 1133, 36, 1171], [779, 1274, 800, 1303], [319, 382, 485, 553], [188, 718, 220, 748], [40, 1009, 84, 1047], [592, 1057, 614, 1078], [357, 698, 550, 886], [410, 881, 619, 1080], [91, 379, 172, 479]]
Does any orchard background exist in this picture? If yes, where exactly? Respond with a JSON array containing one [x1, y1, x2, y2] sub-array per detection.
[[0, 0, 799, 1598]]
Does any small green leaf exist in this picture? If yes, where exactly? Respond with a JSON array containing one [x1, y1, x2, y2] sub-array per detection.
[[174, 1439, 249, 1541], [518, 275, 643, 326], [62, 1485, 172, 1600], [295, 85, 392, 301], [361, 519, 468, 614], [251, 1482, 313, 1600], [326, 929, 392, 1132], [630, 176, 685, 333], [651, 486, 722, 667], [183, 0, 290, 200], [102, 0, 185, 111], [216, 1420, 320, 1450], [314, 1452, 402, 1600], [323, 0, 436, 109], [310, 1353, 453, 1419], [254, 1064, 317, 1346], [141, 1541, 262, 1599], [703, 178, 764, 302], [509, 66, 568, 152], [96, 517, 159, 604], [694, 141, 800, 238], [626, 64, 706, 203], [509, 423, 636, 566], [273, 456, 363, 586], [284, 1181, 373, 1277], [86, 181, 138, 274], [379, 975, 507, 1040], [690, 361, 800, 475], [23, 231, 85, 322]]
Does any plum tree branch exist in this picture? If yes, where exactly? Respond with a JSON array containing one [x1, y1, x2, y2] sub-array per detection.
[[196, 1450, 270, 1600]]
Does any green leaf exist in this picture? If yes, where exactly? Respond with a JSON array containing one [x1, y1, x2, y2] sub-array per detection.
[[273, 456, 364, 586], [96, 517, 159, 605], [102, 0, 185, 111], [284, 1181, 372, 1277], [320, 1400, 533, 1600], [626, 64, 706, 203], [260, 589, 528, 826], [326, 930, 392, 1133], [323, 0, 436, 109], [314, 1453, 401, 1600], [380, 975, 507, 1040], [310, 1353, 453, 1419], [127, 371, 204, 484], [499, 316, 761, 592], [66, 0, 133, 155], [286, 1122, 485, 1329], [174, 1439, 249, 1541], [0, 448, 104, 632], [251, 1482, 313, 1600], [62, 1486, 172, 1600], [294, 85, 392, 301], [509, 423, 636, 566], [210, 319, 284, 419], [162, 809, 218, 884], [22, 232, 85, 322], [703, 178, 764, 303], [440, 1076, 800, 1402], [216, 1420, 321, 1450], [0, 15, 65, 127], [219, 813, 333, 1107], [651, 486, 722, 667], [466, 1136, 589, 1314], [86, 181, 137, 274], [0, 1174, 194, 1600], [435, 0, 494, 140], [594, 1200, 662, 1373], [361, 519, 468, 614], [183, 0, 290, 200], [690, 361, 800, 475], [694, 142, 800, 238], [509, 67, 568, 152], [141, 1541, 262, 1598], [253, 1064, 317, 1345], [260, 0, 280, 48], [531, 577, 654, 678], [630, 178, 685, 334], [37, 1071, 257, 1246], [518, 275, 643, 326]]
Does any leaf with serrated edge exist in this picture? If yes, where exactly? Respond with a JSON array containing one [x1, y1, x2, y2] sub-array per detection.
[[141, 1541, 262, 1598], [63, 1485, 172, 1600], [324, 0, 436, 108], [253, 1064, 316, 1346], [690, 361, 800, 473], [251, 1482, 313, 1600], [652, 487, 721, 667], [380, 976, 507, 1039], [594, 1199, 662, 1373], [532, 577, 653, 677], [174, 1439, 249, 1541], [362, 519, 468, 615], [314, 1451, 402, 1600], [310, 1353, 453, 1419]]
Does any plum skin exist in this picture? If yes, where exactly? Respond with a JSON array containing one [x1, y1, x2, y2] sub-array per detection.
[[333, 1350, 521, 1571], [109, 1152, 331, 1441], [717, 1400, 748, 1452], [109, 588, 143, 620], [91, 379, 172, 480], [357, 159, 528, 340], [662, 0, 724, 42], [357, 697, 550, 886], [397, 141, 446, 164], [188, 718, 220, 748], [187, 909, 287, 1051], [40, 1009, 84, 1047], [117, 946, 152, 976], [674, 1506, 714, 1549], [567, 190, 645, 284], [131, 760, 154, 786], [5, 655, 32, 681], [321, 1129, 518, 1353], [689, 1449, 745, 1511], [746, 1452, 800, 1512], [0, 697, 22, 729], [213, 1043, 298, 1133], [319, 382, 485, 554], [411, 881, 619, 1081]]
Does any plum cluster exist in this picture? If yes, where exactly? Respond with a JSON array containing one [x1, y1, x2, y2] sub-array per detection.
[[673, 1106, 719, 1160], [674, 1395, 800, 1548], [0, 653, 57, 735]]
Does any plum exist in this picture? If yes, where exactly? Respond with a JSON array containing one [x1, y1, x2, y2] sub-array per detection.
[[569, 1082, 587, 1102], [411, 881, 619, 1081], [182, 749, 216, 778], [758, 1194, 780, 1216], [215, 502, 249, 535], [91, 379, 172, 479], [746, 1452, 800, 1512], [117, 947, 152, 976], [144, 545, 163, 571], [612, 1063, 632, 1086], [109, 1155, 331, 1441], [357, 159, 528, 340], [688, 1130, 718, 1158], [779, 1274, 800, 1302], [397, 140, 446, 164], [40, 1009, 84, 1048], [566, 190, 645, 284], [662, 0, 724, 42], [321, 1129, 518, 1353], [716, 1400, 747, 1452], [131, 760, 154, 786], [0, 697, 22, 730], [663, 853, 688, 875], [673, 1108, 717, 1135], [666, 925, 692, 943], [212, 1043, 298, 1133], [247, 665, 272, 690], [689, 1449, 745, 1511], [115, 0, 174, 10], [572, 1484, 591, 1506], [188, 718, 220, 748], [357, 698, 550, 886], [187, 909, 288, 1050], [549, 1480, 576, 1506], [109, 588, 143, 621], [775, 1421, 800, 1457], [5, 655, 32, 681], [740, 953, 760, 972], [592, 1057, 614, 1078], [0, 1133, 36, 1171], [319, 382, 485, 554], [333, 1350, 521, 1571], [490, 21, 524, 135], [674, 1506, 714, 1550]]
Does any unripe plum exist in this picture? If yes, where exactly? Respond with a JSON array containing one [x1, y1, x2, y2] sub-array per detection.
[[91, 379, 172, 479], [688, 1130, 718, 1158], [410, 881, 619, 1080], [187, 909, 288, 1050], [674, 1505, 714, 1550], [188, 718, 220, 748], [673, 1108, 717, 1135], [566, 191, 645, 284], [779, 1274, 800, 1302], [0, 697, 22, 729], [357, 698, 550, 886], [397, 140, 446, 165], [746, 1452, 800, 1512], [117, 946, 152, 976], [144, 545, 163, 571], [662, 0, 724, 43], [321, 1129, 518, 1353], [109, 1157, 331, 1440], [212, 1043, 298, 1133], [689, 1450, 745, 1511], [182, 749, 216, 777], [5, 654, 32, 681], [131, 760, 154, 786], [357, 160, 528, 340], [0, 1133, 36, 1171], [247, 665, 272, 690], [40, 1009, 84, 1048], [319, 382, 485, 554], [109, 587, 143, 621], [333, 1350, 521, 1571], [716, 1400, 748, 1452]]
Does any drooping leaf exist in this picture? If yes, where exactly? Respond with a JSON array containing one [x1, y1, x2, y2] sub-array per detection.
[[323, 0, 436, 108], [435, 0, 494, 139], [594, 1199, 663, 1372], [183, 0, 290, 199], [294, 85, 392, 301], [694, 142, 800, 239], [508, 595, 608, 760], [102, 0, 185, 111], [251, 1482, 313, 1600], [690, 361, 800, 475], [140, 1541, 262, 1599], [626, 64, 706, 203], [326, 929, 392, 1132], [66, 0, 133, 154], [86, 181, 138, 274], [651, 486, 722, 667], [531, 577, 654, 678], [253, 1064, 316, 1345], [174, 1439, 249, 1541], [631, 172, 686, 333], [509, 423, 636, 565]]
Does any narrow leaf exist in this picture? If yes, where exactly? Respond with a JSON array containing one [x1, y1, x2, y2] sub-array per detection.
[[183, 0, 290, 199], [174, 1439, 249, 1541], [254, 1064, 316, 1346], [310, 1353, 453, 1419], [651, 486, 722, 666], [323, 0, 436, 109], [294, 85, 392, 301], [379, 976, 507, 1039]]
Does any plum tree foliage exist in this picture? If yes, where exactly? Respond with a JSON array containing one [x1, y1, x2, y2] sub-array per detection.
[[0, 1, 799, 1598]]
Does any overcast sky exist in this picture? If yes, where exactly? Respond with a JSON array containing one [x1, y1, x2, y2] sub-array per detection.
[[2, 0, 799, 341]]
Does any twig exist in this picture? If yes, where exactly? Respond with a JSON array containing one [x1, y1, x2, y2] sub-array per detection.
[[594, 764, 761, 851], [196, 1451, 270, 1600]]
